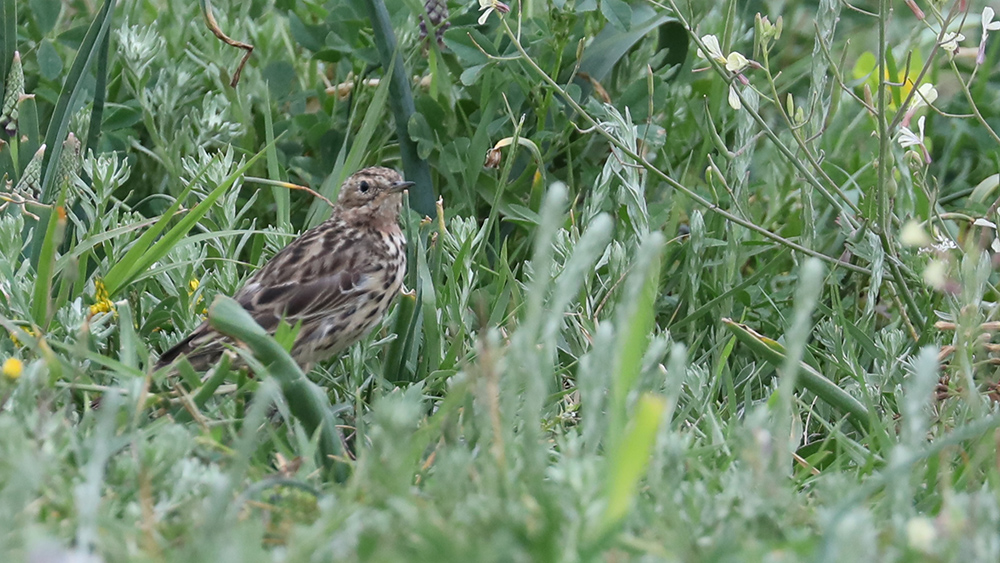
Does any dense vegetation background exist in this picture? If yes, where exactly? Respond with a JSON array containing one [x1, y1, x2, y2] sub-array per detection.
[[2, 0, 1000, 559]]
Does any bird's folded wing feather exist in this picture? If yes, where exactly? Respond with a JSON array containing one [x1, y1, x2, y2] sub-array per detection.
[[236, 268, 369, 332]]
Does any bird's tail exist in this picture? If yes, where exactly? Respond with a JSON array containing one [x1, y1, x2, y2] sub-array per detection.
[[153, 322, 221, 371]]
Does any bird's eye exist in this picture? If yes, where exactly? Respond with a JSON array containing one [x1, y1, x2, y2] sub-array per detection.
[[359, 181, 370, 193]]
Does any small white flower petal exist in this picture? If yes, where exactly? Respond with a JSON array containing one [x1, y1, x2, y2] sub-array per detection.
[[916, 83, 937, 105], [985, 7, 1000, 31], [699, 35, 725, 62], [974, 217, 997, 229], [728, 84, 742, 110], [897, 126, 921, 148], [725, 51, 749, 72], [478, 6, 493, 24], [941, 32, 965, 52]]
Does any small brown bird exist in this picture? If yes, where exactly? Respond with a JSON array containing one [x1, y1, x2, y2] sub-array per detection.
[[155, 166, 412, 372]]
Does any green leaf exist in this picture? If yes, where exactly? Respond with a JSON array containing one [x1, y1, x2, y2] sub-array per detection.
[[407, 113, 436, 160], [600, 0, 631, 31], [37, 0, 116, 204], [580, 5, 679, 83], [610, 232, 665, 441], [37, 40, 63, 81], [30, 203, 66, 326], [29, 0, 60, 34], [0, 0, 16, 95], [363, 0, 435, 216], [29, 0, 117, 268]]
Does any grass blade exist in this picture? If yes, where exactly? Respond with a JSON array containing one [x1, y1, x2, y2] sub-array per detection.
[[304, 58, 394, 228], [208, 295, 349, 481], [363, 0, 435, 216], [104, 145, 267, 297], [30, 205, 66, 327], [610, 232, 665, 442], [722, 318, 872, 431]]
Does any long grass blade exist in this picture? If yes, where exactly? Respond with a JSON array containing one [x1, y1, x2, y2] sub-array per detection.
[[104, 145, 268, 297], [363, 0, 435, 216], [722, 318, 872, 431], [304, 58, 394, 228]]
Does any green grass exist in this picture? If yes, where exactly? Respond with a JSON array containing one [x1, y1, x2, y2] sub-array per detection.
[[2, 0, 1000, 560]]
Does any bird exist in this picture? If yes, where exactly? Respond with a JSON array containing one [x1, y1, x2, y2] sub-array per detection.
[[155, 166, 413, 372]]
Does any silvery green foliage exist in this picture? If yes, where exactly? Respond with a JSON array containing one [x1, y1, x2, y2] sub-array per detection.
[[146, 66, 191, 119], [809, 0, 842, 136], [259, 225, 296, 258], [441, 215, 485, 328], [731, 84, 758, 203], [591, 104, 648, 239], [820, 507, 879, 561], [195, 93, 243, 149], [181, 146, 240, 194], [117, 23, 164, 84], [944, 488, 1000, 560], [0, 212, 24, 260], [871, 328, 908, 388], [686, 210, 705, 314], [0, 215, 32, 316], [83, 150, 131, 205], [845, 229, 885, 317]]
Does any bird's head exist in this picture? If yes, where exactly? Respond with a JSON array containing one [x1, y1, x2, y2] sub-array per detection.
[[336, 166, 414, 227]]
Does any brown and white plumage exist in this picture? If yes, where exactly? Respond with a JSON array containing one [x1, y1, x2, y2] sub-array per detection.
[[155, 166, 412, 372]]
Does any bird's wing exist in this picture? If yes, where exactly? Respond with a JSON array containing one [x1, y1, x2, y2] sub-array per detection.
[[235, 267, 371, 331]]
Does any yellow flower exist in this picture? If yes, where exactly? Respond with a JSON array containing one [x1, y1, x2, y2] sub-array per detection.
[[3, 358, 23, 380], [9, 327, 33, 348], [90, 278, 114, 315], [188, 278, 206, 314]]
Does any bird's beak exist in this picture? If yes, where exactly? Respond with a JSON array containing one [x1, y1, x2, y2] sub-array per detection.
[[389, 180, 415, 193]]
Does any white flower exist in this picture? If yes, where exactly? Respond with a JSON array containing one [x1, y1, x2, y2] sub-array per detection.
[[725, 51, 749, 73], [898, 116, 930, 163], [907, 83, 938, 113], [697, 34, 753, 111], [478, 0, 510, 25], [940, 31, 965, 53], [897, 117, 924, 148], [978, 7, 1000, 65], [984, 7, 1000, 34], [901, 83, 938, 127], [728, 84, 741, 110], [697, 35, 726, 63]]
